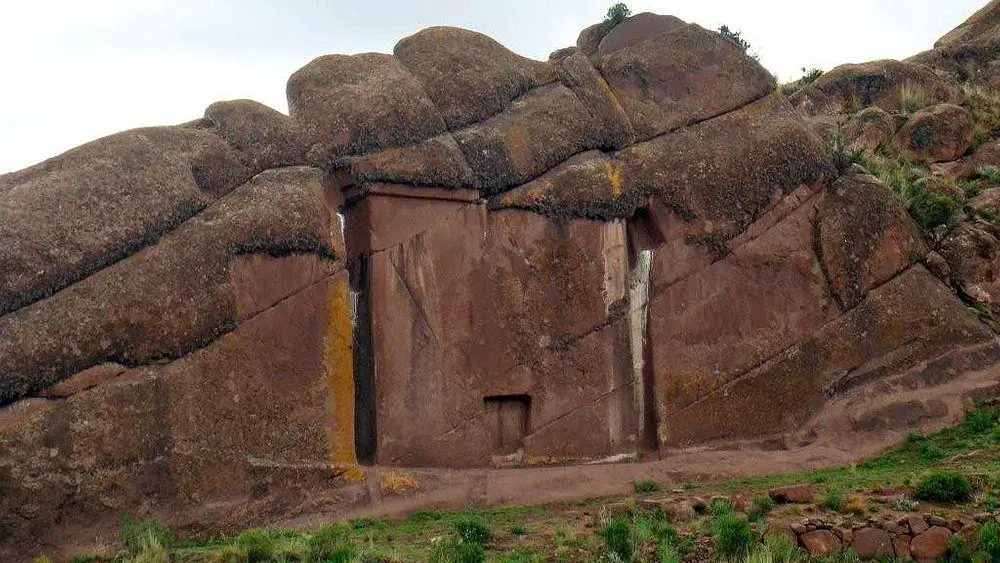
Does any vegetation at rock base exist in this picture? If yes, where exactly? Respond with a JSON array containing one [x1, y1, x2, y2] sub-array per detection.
[[603, 3, 631, 32], [57, 405, 1000, 561]]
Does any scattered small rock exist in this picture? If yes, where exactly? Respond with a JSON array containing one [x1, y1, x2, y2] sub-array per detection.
[[801, 529, 841, 555], [851, 527, 895, 559], [768, 484, 814, 504], [908, 514, 929, 535]]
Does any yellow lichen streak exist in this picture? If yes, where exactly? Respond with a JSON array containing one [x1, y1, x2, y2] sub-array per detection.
[[325, 272, 364, 482]]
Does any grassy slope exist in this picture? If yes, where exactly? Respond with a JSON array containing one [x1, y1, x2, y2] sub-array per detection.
[[63, 405, 999, 562]]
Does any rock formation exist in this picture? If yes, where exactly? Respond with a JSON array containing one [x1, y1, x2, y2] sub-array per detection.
[[3, 4, 1000, 559]]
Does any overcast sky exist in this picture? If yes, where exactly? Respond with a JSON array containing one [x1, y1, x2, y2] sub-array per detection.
[[0, 0, 986, 173]]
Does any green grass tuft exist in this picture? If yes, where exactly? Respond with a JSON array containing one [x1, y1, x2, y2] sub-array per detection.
[[634, 479, 660, 493]]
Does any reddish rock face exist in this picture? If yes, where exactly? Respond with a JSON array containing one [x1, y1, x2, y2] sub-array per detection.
[[843, 106, 900, 151], [818, 171, 927, 309], [4, 8, 1000, 560], [600, 23, 775, 140], [801, 530, 841, 555], [597, 13, 686, 57], [910, 526, 954, 561], [895, 103, 974, 163], [1, 259, 356, 556], [851, 527, 895, 559], [768, 485, 815, 504], [361, 195, 636, 467]]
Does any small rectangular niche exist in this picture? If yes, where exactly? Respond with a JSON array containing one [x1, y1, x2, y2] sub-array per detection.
[[484, 394, 531, 455]]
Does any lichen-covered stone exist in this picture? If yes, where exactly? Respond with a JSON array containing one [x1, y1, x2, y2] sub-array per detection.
[[394, 26, 558, 130]]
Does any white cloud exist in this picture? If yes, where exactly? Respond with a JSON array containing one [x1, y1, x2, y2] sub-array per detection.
[[0, 0, 987, 173]]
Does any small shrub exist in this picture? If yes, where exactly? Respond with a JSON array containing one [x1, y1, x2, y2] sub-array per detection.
[[718, 25, 753, 57], [122, 516, 174, 556], [634, 479, 659, 493], [599, 515, 633, 561], [234, 529, 275, 562], [351, 517, 381, 531], [966, 410, 996, 433], [844, 496, 868, 515], [908, 189, 958, 231], [754, 495, 776, 514], [824, 488, 844, 511], [602, 3, 631, 32], [429, 537, 485, 563], [452, 513, 491, 546], [892, 497, 919, 512], [510, 524, 528, 537], [307, 524, 355, 563], [800, 68, 823, 86], [914, 471, 973, 504], [907, 432, 926, 444], [918, 442, 945, 461], [712, 510, 755, 561]]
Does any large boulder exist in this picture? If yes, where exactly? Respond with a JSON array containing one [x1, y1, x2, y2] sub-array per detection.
[[495, 94, 834, 232], [935, 0, 1000, 47], [791, 60, 961, 115], [895, 103, 974, 162], [599, 23, 775, 140], [0, 167, 338, 405], [0, 126, 252, 317], [817, 170, 927, 309], [286, 53, 445, 163], [452, 84, 607, 194], [597, 12, 686, 57], [393, 27, 558, 130], [842, 106, 900, 151], [938, 221, 1000, 313], [202, 99, 307, 171], [657, 266, 993, 446], [554, 51, 636, 149]]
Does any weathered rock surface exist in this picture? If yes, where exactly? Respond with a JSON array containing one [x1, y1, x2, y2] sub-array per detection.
[[286, 53, 446, 163], [0, 126, 252, 316], [597, 12, 686, 57], [895, 103, 974, 162], [911, 1, 1000, 88], [801, 530, 841, 555], [791, 60, 961, 115], [393, 27, 558, 130], [0, 167, 337, 405], [600, 23, 775, 140], [4, 6, 1000, 560], [359, 198, 636, 467], [842, 106, 899, 151], [910, 526, 953, 561], [851, 527, 896, 559], [817, 170, 927, 309]]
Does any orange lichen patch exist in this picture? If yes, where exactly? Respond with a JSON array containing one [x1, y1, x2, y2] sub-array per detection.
[[601, 161, 625, 197], [378, 469, 423, 496], [325, 273, 357, 468]]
